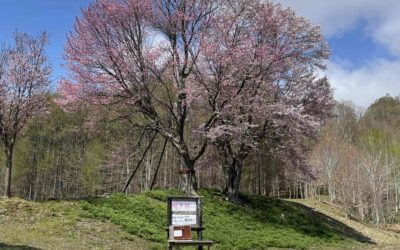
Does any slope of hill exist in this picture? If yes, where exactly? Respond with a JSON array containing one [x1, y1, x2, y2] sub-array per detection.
[[0, 197, 148, 249], [293, 199, 400, 250], [0, 189, 398, 249]]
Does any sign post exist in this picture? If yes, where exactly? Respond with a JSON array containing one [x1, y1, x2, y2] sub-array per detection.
[[167, 196, 212, 249]]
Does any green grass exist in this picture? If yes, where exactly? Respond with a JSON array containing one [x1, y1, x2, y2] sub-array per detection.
[[81, 189, 372, 249], [0, 189, 377, 249], [0, 197, 148, 249]]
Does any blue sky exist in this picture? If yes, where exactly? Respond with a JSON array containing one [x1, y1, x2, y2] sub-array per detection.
[[0, 0, 90, 86], [1, 1, 399, 108], [328, 25, 392, 69]]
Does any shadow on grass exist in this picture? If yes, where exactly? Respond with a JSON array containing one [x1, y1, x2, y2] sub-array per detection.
[[292, 201, 374, 244], [238, 193, 375, 244], [0, 243, 42, 249]]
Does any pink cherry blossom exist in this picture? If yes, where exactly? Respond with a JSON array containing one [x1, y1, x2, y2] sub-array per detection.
[[57, 0, 333, 195]]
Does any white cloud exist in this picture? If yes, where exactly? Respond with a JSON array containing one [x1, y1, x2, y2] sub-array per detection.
[[372, 16, 400, 55], [277, 0, 400, 55], [275, 0, 400, 107], [277, 0, 371, 36], [327, 59, 400, 108]]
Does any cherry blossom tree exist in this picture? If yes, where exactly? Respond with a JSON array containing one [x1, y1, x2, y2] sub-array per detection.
[[189, 0, 334, 200], [0, 32, 51, 198], [58, 0, 220, 194], [208, 73, 334, 200], [57, 0, 332, 195]]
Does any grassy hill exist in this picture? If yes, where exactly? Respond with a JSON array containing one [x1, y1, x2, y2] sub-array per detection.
[[0, 189, 398, 249]]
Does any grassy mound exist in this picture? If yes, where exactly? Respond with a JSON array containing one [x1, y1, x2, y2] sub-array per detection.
[[81, 189, 372, 249], [0, 197, 148, 249]]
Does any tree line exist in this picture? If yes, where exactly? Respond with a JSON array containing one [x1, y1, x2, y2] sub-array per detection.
[[309, 97, 400, 226], [3, 94, 400, 227]]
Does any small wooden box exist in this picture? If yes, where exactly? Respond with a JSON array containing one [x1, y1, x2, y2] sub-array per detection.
[[169, 226, 192, 240]]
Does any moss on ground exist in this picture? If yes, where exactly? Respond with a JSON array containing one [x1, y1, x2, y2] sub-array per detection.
[[0, 197, 148, 249], [81, 189, 372, 249], [0, 189, 384, 249]]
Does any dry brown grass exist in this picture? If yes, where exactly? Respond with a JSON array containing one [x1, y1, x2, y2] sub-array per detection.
[[292, 199, 400, 250]]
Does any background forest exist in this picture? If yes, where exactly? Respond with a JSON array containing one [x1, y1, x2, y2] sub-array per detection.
[[1, 94, 400, 228]]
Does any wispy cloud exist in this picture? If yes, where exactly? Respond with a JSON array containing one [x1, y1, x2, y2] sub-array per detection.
[[278, 0, 400, 55], [277, 0, 400, 107], [328, 59, 400, 107]]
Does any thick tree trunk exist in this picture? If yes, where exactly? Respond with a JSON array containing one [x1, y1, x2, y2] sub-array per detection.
[[224, 157, 243, 202], [4, 144, 14, 198], [179, 156, 198, 195]]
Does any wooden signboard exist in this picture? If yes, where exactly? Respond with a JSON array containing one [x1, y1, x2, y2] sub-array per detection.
[[167, 197, 201, 227], [167, 196, 213, 249]]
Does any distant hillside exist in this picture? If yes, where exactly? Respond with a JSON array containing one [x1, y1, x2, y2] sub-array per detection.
[[1, 189, 399, 249]]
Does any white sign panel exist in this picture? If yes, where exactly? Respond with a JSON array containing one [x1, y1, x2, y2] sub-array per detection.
[[173, 229, 183, 237], [172, 214, 197, 226], [171, 200, 197, 212]]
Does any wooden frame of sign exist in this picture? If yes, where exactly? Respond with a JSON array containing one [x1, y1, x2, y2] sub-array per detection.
[[167, 196, 201, 229]]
